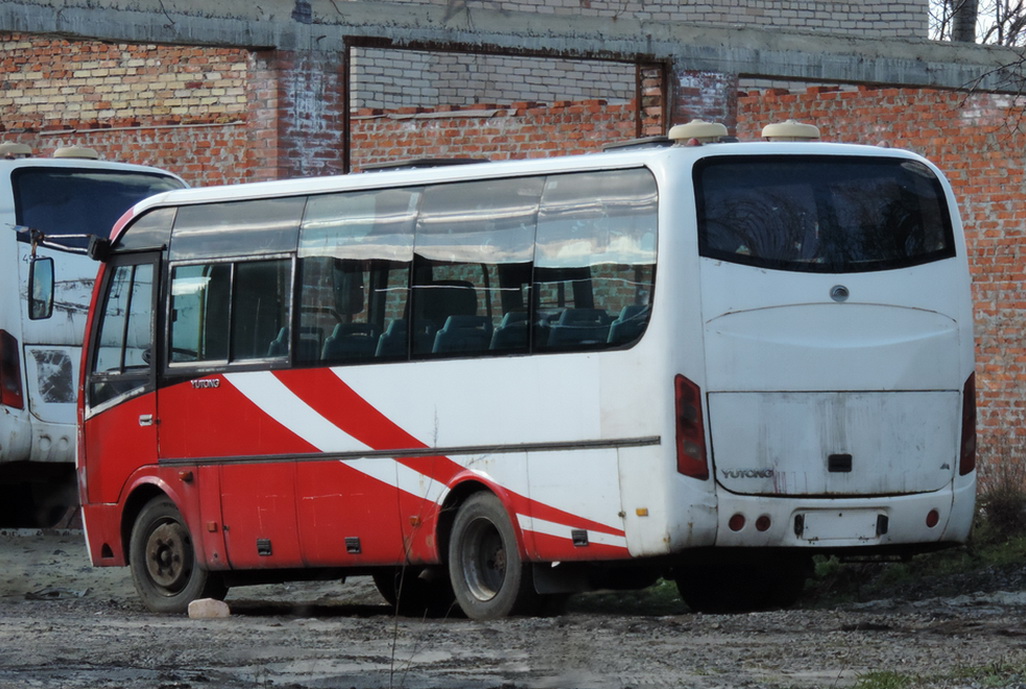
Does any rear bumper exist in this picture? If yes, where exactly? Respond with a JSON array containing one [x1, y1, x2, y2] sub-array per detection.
[[710, 479, 975, 552]]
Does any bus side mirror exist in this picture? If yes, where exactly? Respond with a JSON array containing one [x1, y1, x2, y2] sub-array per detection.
[[28, 256, 54, 320]]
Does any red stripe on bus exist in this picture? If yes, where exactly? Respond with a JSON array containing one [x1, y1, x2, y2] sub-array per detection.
[[274, 368, 625, 539]]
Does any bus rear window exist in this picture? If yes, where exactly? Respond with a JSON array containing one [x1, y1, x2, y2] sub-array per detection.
[[695, 156, 955, 273], [13, 168, 184, 249]]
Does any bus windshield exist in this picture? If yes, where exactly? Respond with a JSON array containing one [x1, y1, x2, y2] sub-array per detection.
[[13, 168, 184, 249], [695, 155, 955, 273]]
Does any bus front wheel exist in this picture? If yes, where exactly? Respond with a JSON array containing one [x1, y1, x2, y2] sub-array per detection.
[[448, 492, 537, 620], [129, 496, 227, 613]]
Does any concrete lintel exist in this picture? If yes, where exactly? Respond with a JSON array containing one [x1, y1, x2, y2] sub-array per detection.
[[3, 0, 1025, 93]]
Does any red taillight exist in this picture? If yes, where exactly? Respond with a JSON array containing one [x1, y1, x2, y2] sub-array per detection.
[[0, 330, 24, 409], [959, 373, 976, 476], [675, 374, 709, 480]]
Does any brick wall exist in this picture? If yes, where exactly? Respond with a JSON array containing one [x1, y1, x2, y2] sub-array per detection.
[[740, 86, 1026, 479], [350, 100, 639, 169], [249, 50, 349, 179], [0, 34, 248, 128], [2, 124, 250, 186], [351, 48, 638, 110], [0, 33, 657, 180], [0, 33, 251, 186], [672, 70, 739, 131]]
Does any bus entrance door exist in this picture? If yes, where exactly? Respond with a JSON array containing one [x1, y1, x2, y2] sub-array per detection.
[[82, 257, 160, 508]]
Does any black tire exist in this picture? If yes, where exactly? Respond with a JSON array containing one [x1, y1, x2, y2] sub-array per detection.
[[128, 496, 227, 613], [448, 492, 537, 620], [372, 566, 458, 618], [674, 555, 810, 614]]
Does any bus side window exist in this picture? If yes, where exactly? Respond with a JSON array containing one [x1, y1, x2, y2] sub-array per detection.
[[231, 259, 292, 361], [298, 257, 404, 364], [535, 169, 657, 351], [169, 263, 230, 363], [413, 177, 540, 357], [298, 188, 418, 364]]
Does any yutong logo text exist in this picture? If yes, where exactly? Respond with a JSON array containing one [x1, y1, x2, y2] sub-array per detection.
[[721, 468, 775, 479]]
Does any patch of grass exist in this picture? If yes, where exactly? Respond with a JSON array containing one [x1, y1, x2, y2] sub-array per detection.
[[853, 670, 914, 689], [840, 659, 1026, 689], [948, 659, 1026, 688], [565, 578, 686, 616], [976, 456, 1026, 543]]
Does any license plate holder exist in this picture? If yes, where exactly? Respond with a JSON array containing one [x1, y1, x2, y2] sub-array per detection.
[[794, 509, 885, 542]]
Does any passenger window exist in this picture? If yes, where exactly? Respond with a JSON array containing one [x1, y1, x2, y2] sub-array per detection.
[[231, 259, 292, 361], [298, 188, 418, 363], [170, 259, 291, 364], [535, 169, 657, 350], [169, 263, 230, 363], [414, 177, 541, 357]]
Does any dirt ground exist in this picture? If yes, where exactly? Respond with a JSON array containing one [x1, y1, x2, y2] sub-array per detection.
[[2, 530, 1026, 689]]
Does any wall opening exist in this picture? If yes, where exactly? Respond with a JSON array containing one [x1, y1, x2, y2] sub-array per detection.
[[343, 38, 666, 171]]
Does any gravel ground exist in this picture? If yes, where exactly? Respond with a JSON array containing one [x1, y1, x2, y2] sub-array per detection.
[[1, 529, 1025, 689]]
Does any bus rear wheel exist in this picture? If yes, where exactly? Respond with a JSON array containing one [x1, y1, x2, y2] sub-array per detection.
[[673, 555, 810, 613], [448, 492, 537, 620], [129, 496, 226, 613]]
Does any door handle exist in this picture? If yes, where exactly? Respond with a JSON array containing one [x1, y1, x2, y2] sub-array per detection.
[[138, 414, 154, 427]]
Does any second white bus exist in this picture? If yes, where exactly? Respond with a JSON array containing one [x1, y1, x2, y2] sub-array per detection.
[[0, 143, 184, 526], [76, 125, 975, 618]]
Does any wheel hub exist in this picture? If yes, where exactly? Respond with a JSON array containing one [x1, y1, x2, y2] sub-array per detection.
[[145, 522, 191, 590], [464, 520, 506, 601]]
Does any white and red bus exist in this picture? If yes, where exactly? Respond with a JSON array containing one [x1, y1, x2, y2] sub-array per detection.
[[0, 143, 184, 526], [77, 123, 976, 618]]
